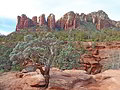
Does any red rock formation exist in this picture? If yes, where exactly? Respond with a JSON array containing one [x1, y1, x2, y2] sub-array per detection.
[[0, 68, 94, 90], [32, 16, 37, 26], [85, 10, 115, 30], [16, 10, 120, 31], [116, 21, 120, 28], [80, 13, 86, 21], [92, 15, 98, 24], [24, 18, 34, 28], [16, 14, 35, 31], [85, 14, 92, 22], [16, 14, 28, 31], [96, 19, 113, 30], [20, 14, 28, 28], [39, 14, 46, 26], [56, 18, 65, 29], [74, 13, 81, 28], [16, 16, 21, 31], [2, 68, 120, 90], [47, 13, 56, 29], [64, 11, 75, 30], [56, 11, 81, 30]]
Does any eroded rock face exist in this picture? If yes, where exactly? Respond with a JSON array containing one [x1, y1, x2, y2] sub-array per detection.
[[16, 10, 120, 31], [55, 10, 116, 30], [96, 19, 113, 30], [85, 10, 112, 30], [78, 41, 120, 74], [56, 11, 77, 30], [47, 13, 56, 29], [24, 18, 34, 28], [16, 16, 21, 31], [39, 14, 46, 26], [116, 21, 120, 28], [91, 10, 109, 20], [20, 14, 28, 27], [16, 14, 34, 31], [16, 14, 27, 31], [64, 11, 76, 30], [32, 16, 37, 26], [56, 18, 65, 29]]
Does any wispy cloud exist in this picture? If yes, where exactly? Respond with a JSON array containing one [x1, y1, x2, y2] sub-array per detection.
[[0, 17, 16, 35], [0, 29, 12, 35], [0, 0, 120, 34], [0, 0, 120, 20]]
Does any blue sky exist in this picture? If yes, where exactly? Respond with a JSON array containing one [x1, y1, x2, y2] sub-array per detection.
[[0, 0, 120, 35]]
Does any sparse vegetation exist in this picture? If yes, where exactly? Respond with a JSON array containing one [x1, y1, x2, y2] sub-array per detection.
[[1, 27, 120, 72], [102, 50, 120, 71]]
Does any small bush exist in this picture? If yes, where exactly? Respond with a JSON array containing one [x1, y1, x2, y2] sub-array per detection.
[[54, 42, 81, 70]]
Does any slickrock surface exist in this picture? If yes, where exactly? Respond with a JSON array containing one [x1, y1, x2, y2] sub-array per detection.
[[0, 68, 120, 90]]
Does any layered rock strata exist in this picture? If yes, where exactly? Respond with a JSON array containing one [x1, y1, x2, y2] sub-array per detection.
[[16, 10, 120, 31]]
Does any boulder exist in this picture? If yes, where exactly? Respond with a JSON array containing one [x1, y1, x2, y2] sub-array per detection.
[[0, 72, 45, 90], [25, 74, 45, 86]]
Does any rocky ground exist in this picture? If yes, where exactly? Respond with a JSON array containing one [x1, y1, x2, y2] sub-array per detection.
[[74, 41, 120, 74], [0, 68, 120, 90]]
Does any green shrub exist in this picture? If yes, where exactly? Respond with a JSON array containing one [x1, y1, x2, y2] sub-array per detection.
[[54, 42, 81, 70], [11, 64, 22, 71]]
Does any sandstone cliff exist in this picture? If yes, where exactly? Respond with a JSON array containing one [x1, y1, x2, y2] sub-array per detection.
[[16, 10, 120, 31]]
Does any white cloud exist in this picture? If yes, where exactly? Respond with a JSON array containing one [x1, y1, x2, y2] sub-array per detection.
[[0, 0, 120, 20], [0, 29, 11, 35], [0, 0, 120, 35], [0, 0, 120, 34]]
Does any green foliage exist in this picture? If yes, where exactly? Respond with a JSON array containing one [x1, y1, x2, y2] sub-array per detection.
[[1, 26, 120, 71], [1, 27, 120, 45], [11, 64, 22, 71], [9, 32, 85, 70], [54, 42, 81, 70], [0, 45, 13, 71], [0, 69, 4, 73], [54, 29, 120, 42], [24, 34, 34, 42], [9, 33, 60, 66]]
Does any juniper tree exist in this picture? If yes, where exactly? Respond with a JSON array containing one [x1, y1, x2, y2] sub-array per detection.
[[9, 31, 84, 88], [9, 33, 61, 87]]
